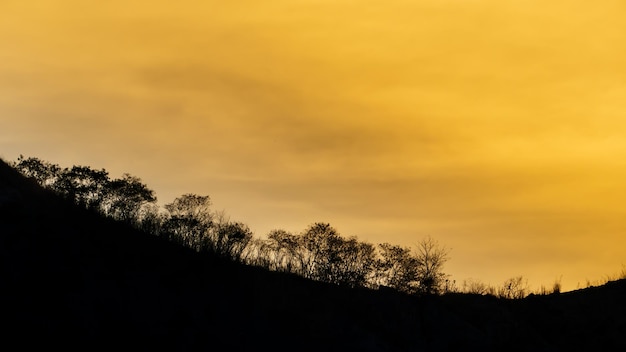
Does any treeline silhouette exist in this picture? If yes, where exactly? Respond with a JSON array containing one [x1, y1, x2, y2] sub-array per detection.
[[12, 155, 451, 295], [3, 155, 626, 351]]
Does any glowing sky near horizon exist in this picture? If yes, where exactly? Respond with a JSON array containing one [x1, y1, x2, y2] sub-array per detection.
[[2, 0, 626, 291]]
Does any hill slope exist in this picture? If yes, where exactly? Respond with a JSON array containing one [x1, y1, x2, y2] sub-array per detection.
[[1, 159, 624, 351]]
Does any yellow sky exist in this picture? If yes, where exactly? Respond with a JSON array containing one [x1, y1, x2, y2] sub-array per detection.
[[2, 0, 626, 291]]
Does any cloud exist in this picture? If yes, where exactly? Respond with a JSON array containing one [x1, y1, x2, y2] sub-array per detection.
[[2, 0, 626, 291]]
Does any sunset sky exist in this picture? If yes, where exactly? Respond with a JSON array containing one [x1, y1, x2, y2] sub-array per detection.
[[2, 0, 626, 292]]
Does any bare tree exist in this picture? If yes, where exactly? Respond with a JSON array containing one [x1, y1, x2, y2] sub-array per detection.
[[462, 278, 490, 295], [497, 276, 528, 299], [265, 229, 301, 273], [210, 221, 253, 262], [373, 236, 450, 295], [240, 237, 272, 268], [413, 236, 450, 295]]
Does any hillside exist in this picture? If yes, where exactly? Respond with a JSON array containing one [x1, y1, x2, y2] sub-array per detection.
[[1, 158, 625, 351]]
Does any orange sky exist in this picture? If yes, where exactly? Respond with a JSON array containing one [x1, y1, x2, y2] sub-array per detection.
[[2, 0, 626, 292]]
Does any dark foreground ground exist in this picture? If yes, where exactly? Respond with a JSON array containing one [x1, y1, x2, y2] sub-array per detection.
[[1, 159, 624, 351]]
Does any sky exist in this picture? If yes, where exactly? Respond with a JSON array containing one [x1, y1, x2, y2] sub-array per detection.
[[2, 0, 626, 292]]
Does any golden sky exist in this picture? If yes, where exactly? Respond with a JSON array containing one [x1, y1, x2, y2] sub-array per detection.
[[2, 0, 626, 291]]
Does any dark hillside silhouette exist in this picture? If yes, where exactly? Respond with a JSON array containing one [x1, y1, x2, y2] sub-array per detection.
[[1, 158, 625, 351], [10, 155, 454, 294]]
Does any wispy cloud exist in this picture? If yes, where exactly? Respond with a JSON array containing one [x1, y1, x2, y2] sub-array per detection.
[[2, 0, 626, 291]]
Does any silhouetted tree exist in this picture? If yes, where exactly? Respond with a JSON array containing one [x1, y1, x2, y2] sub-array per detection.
[[210, 221, 253, 262], [413, 236, 450, 294], [13, 156, 112, 210], [101, 173, 156, 222], [462, 278, 490, 295], [10, 155, 458, 294], [497, 276, 528, 299], [292, 223, 377, 287], [297, 222, 344, 282], [374, 243, 420, 293], [331, 236, 376, 288], [13, 155, 61, 186], [53, 165, 110, 209], [164, 194, 213, 223], [241, 237, 272, 268], [135, 203, 167, 236], [265, 229, 301, 273], [163, 194, 213, 250]]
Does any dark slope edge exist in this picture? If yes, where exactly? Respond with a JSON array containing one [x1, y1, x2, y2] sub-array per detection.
[[0, 158, 624, 351]]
